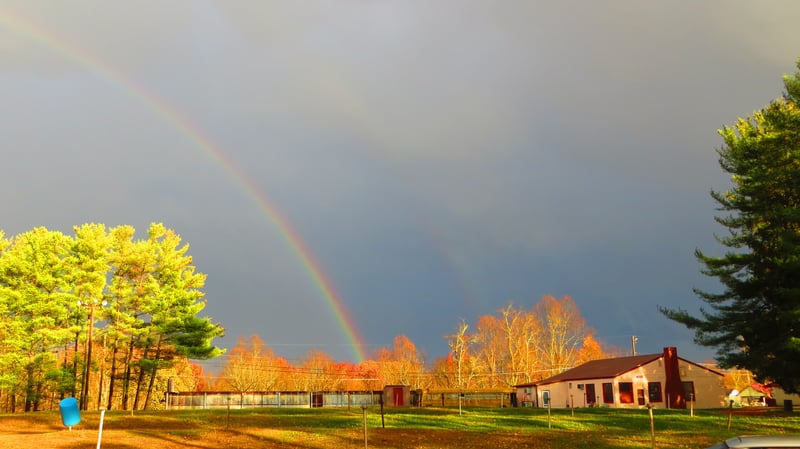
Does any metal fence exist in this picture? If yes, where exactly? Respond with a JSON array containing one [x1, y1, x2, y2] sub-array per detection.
[[419, 391, 514, 408], [166, 390, 513, 410], [166, 391, 381, 410]]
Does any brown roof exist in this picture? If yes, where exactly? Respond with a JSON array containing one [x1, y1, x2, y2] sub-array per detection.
[[515, 353, 662, 388]]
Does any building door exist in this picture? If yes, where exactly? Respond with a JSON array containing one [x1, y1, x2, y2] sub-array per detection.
[[637, 389, 646, 405], [585, 384, 596, 406], [393, 387, 404, 406]]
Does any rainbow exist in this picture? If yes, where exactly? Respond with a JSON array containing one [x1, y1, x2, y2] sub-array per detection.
[[0, 7, 367, 363]]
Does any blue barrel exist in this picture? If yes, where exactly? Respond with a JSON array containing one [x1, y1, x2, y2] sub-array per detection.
[[59, 397, 81, 427]]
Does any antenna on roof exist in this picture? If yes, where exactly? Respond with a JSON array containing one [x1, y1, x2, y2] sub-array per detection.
[[631, 336, 638, 356]]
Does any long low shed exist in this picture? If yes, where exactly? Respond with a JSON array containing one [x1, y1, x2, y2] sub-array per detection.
[[166, 391, 381, 409]]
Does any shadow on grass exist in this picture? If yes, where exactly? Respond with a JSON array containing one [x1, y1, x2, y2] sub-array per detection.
[[60, 442, 142, 449]]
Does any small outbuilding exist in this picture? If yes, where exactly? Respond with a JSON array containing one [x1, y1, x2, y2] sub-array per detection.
[[383, 385, 411, 406], [514, 347, 726, 409], [737, 384, 773, 406]]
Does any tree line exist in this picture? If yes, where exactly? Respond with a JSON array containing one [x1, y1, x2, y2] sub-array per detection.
[[0, 223, 224, 413], [0, 222, 612, 414], [208, 295, 617, 395]]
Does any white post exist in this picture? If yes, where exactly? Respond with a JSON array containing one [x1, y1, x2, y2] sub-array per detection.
[[547, 403, 551, 429], [96, 408, 106, 449], [647, 403, 655, 449], [362, 405, 368, 449]]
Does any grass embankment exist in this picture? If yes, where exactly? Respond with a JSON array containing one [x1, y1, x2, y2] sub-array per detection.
[[0, 406, 798, 449]]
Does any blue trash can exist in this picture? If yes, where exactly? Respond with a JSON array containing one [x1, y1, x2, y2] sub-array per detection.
[[59, 397, 81, 427]]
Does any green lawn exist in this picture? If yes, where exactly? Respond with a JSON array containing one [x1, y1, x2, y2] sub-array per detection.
[[2, 405, 799, 449], [169, 405, 800, 448]]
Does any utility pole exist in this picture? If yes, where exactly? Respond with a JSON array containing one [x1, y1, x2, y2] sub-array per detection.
[[631, 336, 638, 356]]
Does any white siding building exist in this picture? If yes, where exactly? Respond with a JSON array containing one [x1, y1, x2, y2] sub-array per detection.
[[515, 347, 726, 409]]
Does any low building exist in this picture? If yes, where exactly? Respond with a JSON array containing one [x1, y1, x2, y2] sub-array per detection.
[[736, 384, 772, 406], [383, 385, 411, 406], [771, 386, 800, 409], [514, 347, 726, 409]]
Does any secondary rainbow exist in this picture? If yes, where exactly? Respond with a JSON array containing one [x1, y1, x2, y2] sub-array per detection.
[[0, 8, 367, 363]]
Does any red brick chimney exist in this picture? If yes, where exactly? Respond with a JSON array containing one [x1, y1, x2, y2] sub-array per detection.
[[663, 347, 686, 409]]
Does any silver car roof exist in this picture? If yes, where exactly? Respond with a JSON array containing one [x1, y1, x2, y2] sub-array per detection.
[[724, 435, 800, 448]]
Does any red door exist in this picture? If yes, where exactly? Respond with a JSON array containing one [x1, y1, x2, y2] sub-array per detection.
[[585, 384, 596, 406], [393, 387, 404, 406]]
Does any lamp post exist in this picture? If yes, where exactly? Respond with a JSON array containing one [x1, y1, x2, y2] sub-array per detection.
[[78, 299, 106, 410]]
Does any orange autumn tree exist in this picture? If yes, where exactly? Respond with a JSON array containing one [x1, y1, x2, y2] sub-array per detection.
[[500, 303, 543, 386], [535, 295, 589, 376], [334, 361, 366, 391], [356, 359, 383, 391], [724, 368, 757, 392], [447, 294, 612, 389], [470, 304, 543, 388], [430, 352, 459, 389], [575, 334, 606, 365], [215, 334, 279, 393], [375, 335, 425, 389], [446, 320, 481, 390], [162, 358, 210, 393], [269, 356, 294, 390], [472, 314, 505, 389], [299, 349, 344, 391]]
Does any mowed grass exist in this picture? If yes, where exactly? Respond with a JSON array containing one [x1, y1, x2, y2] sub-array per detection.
[[1, 405, 799, 449]]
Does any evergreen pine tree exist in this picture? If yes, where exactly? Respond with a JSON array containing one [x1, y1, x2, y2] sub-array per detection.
[[661, 59, 800, 393]]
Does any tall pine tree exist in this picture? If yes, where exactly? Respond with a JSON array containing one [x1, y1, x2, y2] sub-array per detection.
[[0, 228, 74, 411], [661, 59, 800, 393]]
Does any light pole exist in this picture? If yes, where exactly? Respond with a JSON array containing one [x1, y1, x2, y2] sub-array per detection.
[[78, 298, 106, 410], [631, 336, 638, 356]]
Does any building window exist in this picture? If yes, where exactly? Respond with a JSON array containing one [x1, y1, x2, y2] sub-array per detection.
[[683, 381, 696, 402], [602, 383, 614, 403], [648, 382, 663, 402], [619, 382, 634, 404], [522, 388, 533, 406]]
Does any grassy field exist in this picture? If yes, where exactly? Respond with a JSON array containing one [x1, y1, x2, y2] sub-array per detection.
[[1, 406, 799, 449]]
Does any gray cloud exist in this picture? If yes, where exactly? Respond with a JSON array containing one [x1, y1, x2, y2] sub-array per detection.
[[2, 0, 800, 362]]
